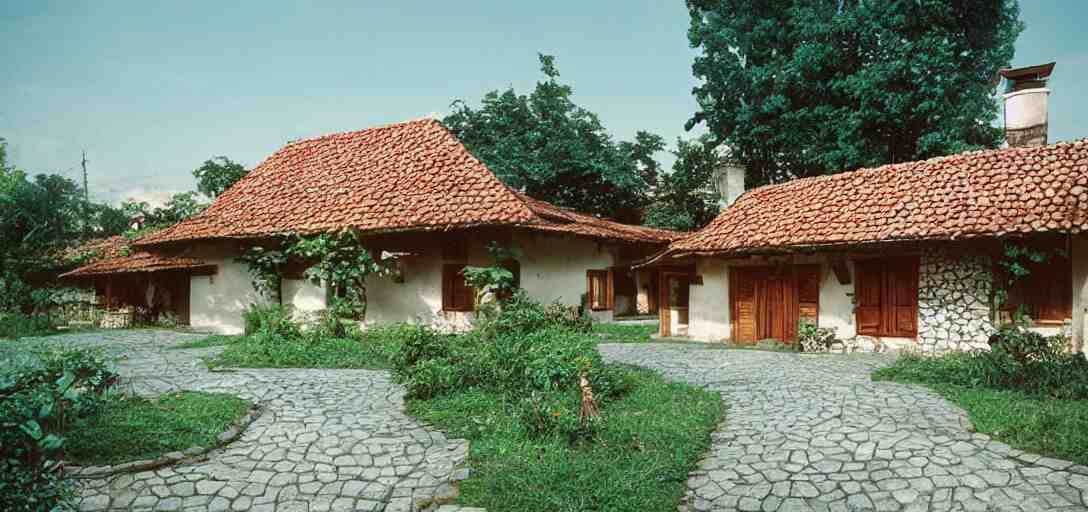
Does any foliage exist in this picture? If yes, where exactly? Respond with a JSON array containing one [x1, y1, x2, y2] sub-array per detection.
[[242, 304, 299, 338], [686, 0, 1023, 186], [168, 335, 239, 350], [192, 156, 247, 198], [443, 54, 665, 223], [120, 191, 208, 237], [0, 344, 117, 511], [0, 313, 54, 339], [873, 323, 1086, 399], [927, 385, 1088, 467], [65, 391, 250, 465], [644, 135, 721, 231], [797, 320, 838, 353], [461, 241, 521, 311], [406, 366, 723, 511], [287, 229, 398, 320], [592, 322, 658, 344], [993, 242, 1065, 312], [236, 245, 289, 303]]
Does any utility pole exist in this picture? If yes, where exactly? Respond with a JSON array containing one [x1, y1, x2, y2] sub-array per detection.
[[82, 150, 90, 236]]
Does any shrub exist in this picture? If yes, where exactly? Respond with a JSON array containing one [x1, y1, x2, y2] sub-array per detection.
[[875, 323, 1088, 399], [242, 304, 299, 338], [797, 320, 837, 352], [0, 345, 117, 511], [0, 313, 54, 339]]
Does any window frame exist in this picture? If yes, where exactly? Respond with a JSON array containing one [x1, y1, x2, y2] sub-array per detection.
[[586, 269, 614, 311], [999, 254, 1073, 325]]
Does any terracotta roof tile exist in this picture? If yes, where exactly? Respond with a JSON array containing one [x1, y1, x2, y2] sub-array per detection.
[[134, 118, 680, 247], [659, 140, 1088, 258], [60, 252, 210, 278]]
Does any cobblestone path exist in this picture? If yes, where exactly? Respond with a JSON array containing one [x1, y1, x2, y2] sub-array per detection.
[[601, 344, 1088, 512], [29, 330, 467, 512]]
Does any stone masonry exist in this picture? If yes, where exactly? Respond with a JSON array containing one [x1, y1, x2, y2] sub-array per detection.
[[917, 247, 996, 352]]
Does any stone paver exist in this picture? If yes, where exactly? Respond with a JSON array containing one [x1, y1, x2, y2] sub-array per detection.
[[602, 344, 1088, 512], [29, 330, 467, 511]]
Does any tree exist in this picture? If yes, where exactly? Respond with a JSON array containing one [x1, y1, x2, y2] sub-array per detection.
[[193, 156, 247, 198], [120, 191, 207, 236], [444, 54, 664, 222], [686, 0, 1023, 186], [645, 136, 721, 231]]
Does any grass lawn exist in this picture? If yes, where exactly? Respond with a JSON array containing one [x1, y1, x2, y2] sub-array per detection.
[[407, 365, 723, 511], [204, 331, 399, 370], [65, 391, 251, 465], [592, 322, 658, 343], [168, 334, 239, 350]]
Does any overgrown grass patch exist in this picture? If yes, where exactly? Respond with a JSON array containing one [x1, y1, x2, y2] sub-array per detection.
[[65, 391, 251, 465], [204, 325, 404, 370], [408, 365, 723, 511], [0, 312, 55, 339], [168, 334, 239, 350], [592, 322, 657, 343]]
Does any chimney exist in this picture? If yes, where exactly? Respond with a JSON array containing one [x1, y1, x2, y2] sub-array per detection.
[[1000, 62, 1055, 148], [712, 151, 746, 209]]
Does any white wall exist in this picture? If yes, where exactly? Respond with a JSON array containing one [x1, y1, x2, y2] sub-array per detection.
[[515, 232, 617, 323], [687, 258, 729, 341], [818, 263, 857, 339], [188, 244, 265, 335], [1073, 234, 1088, 351], [282, 278, 326, 322], [364, 248, 477, 332]]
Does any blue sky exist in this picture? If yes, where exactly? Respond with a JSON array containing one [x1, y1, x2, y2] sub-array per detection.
[[1, 1, 1083, 206]]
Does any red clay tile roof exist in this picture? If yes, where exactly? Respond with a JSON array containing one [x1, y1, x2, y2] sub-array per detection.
[[517, 193, 683, 244], [134, 118, 678, 247], [655, 140, 1088, 260], [59, 252, 211, 278], [62, 235, 129, 262]]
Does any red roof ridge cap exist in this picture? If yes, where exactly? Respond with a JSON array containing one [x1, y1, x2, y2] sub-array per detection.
[[281, 117, 442, 148]]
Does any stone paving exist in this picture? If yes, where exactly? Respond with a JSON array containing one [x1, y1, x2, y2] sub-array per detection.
[[601, 344, 1088, 512], [29, 330, 468, 512]]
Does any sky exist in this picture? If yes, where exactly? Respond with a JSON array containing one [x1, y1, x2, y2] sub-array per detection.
[[1, 1, 1084, 207]]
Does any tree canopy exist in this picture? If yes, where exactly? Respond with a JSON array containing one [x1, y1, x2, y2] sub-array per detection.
[[443, 54, 665, 223], [687, 0, 1023, 186], [193, 156, 247, 198], [644, 136, 721, 231]]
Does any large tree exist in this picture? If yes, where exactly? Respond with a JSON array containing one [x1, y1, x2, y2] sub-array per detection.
[[444, 54, 665, 222], [193, 156, 247, 198], [645, 135, 721, 231], [686, 0, 1023, 186]]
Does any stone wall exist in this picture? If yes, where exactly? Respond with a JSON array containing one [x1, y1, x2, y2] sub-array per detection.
[[917, 247, 996, 352]]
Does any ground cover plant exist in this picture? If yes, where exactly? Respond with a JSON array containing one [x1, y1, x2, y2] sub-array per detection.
[[873, 322, 1088, 464], [0, 312, 55, 339], [204, 305, 403, 370], [65, 391, 250, 465], [394, 292, 724, 511], [168, 334, 239, 350], [592, 321, 657, 344]]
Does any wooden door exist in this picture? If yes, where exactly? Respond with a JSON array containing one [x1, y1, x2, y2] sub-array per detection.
[[659, 272, 689, 337], [730, 265, 820, 344], [855, 258, 918, 337]]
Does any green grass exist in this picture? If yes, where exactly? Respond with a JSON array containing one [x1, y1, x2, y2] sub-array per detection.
[[407, 365, 723, 511], [592, 322, 658, 343], [204, 330, 400, 370], [65, 391, 251, 465], [168, 334, 239, 350]]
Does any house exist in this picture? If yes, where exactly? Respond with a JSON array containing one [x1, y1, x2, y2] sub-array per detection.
[[644, 63, 1088, 352], [64, 118, 680, 334], [60, 235, 216, 327]]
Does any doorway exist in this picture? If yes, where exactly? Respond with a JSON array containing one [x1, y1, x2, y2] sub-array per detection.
[[854, 258, 918, 337], [730, 265, 820, 344], [659, 272, 690, 337]]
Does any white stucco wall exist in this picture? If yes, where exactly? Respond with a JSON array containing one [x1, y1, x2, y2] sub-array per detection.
[[1073, 234, 1088, 351], [188, 247, 265, 335], [515, 232, 617, 323], [363, 248, 479, 332], [282, 278, 326, 322], [687, 258, 729, 341], [818, 263, 857, 339]]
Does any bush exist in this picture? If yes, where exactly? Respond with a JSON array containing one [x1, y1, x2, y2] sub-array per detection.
[[797, 320, 837, 352], [0, 313, 54, 339], [875, 323, 1088, 399], [0, 345, 117, 511], [242, 304, 299, 338]]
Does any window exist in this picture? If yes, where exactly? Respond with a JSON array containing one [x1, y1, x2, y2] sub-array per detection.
[[1002, 255, 1072, 324], [442, 264, 475, 312], [854, 258, 918, 338], [586, 269, 613, 311]]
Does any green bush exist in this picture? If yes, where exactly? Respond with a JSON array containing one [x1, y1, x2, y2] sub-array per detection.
[[797, 320, 837, 352], [0, 345, 117, 511], [0, 313, 54, 339], [875, 324, 1088, 399], [242, 303, 299, 338]]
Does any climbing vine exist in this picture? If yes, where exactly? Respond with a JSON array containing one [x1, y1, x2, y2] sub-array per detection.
[[462, 242, 521, 311], [287, 228, 398, 320], [237, 245, 288, 303], [994, 241, 1068, 322]]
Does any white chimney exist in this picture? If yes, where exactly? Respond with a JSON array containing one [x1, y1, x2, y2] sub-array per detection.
[[1000, 62, 1055, 148], [712, 152, 746, 209]]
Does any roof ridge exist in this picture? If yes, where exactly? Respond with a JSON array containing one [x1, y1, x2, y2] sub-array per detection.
[[281, 117, 442, 148]]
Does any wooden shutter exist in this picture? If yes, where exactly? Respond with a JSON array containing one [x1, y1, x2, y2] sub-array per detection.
[[797, 265, 821, 322], [889, 263, 918, 336], [730, 268, 758, 343], [586, 270, 613, 311], [442, 264, 474, 312], [855, 262, 883, 336]]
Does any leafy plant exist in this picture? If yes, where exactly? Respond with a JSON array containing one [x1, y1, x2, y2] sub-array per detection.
[[797, 320, 838, 353], [237, 245, 289, 303], [287, 228, 398, 320]]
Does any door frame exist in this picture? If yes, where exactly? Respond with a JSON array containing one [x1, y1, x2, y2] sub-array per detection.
[[729, 264, 821, 344], [853, 256, 919, 338], [658, 270, 689, 337]]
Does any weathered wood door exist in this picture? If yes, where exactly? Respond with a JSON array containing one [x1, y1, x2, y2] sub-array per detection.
[[855, 258, 918, 337], [730, 265, 820, 344]]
